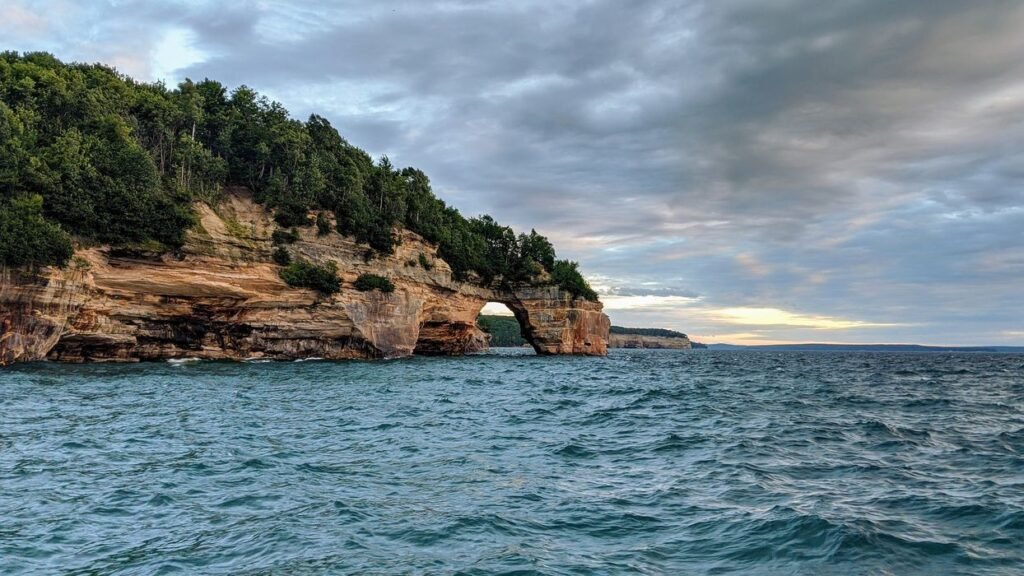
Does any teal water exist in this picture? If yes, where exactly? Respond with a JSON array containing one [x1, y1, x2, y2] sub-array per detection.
[[1, 350, 1022, 575]]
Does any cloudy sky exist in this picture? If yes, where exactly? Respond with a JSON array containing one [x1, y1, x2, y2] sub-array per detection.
[[5, 0, 1023, 345]]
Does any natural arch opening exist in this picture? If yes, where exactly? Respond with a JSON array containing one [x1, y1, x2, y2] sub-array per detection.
[[413, 298, 540, 356], [476, 302, 536, 354]]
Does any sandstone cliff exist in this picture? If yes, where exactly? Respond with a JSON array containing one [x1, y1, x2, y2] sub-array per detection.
[[0, 192, 609, 365], [609, 333, 692, 349]]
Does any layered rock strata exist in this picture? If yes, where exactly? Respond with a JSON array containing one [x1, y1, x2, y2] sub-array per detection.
[[0, 191, 609, 365], [608, 334, 692, 349]]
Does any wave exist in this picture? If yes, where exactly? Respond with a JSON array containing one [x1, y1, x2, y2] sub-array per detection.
[[4, 350, 1022, 574]]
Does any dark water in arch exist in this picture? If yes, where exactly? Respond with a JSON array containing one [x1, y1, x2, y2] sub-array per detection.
[[2, 350, 1022, 575]]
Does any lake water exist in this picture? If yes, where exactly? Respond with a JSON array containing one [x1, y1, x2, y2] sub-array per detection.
[[2, 350, 1022, 575]]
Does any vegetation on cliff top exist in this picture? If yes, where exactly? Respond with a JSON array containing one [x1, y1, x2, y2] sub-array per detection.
[[0, 195, 73, 268], [610, 326, 689, 339], [0, 52, 597, 300]]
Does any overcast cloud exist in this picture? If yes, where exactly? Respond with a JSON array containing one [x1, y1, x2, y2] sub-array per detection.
[[5, 0, 1023, 344]]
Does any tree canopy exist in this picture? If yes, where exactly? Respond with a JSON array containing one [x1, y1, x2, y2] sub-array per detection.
[[0, 194, 73, 268], [0, 52, 598, 301]]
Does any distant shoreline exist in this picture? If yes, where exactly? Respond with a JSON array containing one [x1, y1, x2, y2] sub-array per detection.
[[484, 344, 1024, 353], [706, 344, 1024, 353]]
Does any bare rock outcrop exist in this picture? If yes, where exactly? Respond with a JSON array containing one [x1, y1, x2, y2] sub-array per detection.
[[0, 191, 609, 365]]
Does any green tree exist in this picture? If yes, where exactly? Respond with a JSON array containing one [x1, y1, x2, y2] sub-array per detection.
[[0, 195, 74, 268], [550, 260, 598, 302]]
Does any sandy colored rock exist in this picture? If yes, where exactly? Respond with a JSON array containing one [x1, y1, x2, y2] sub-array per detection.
[[0, 191, 609, 365]]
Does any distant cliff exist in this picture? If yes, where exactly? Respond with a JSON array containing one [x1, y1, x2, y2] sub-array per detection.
[[0, 192, 609, 365], [608, 326, 692, 349], [609, 334, 693, 349]]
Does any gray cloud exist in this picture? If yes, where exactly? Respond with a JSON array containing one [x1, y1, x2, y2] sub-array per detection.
[[10, 0, 1024, 343], [601, 286, 702, 299]]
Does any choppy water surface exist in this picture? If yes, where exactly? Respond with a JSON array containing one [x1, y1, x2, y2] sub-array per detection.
[[2, 350, 1023, 575]]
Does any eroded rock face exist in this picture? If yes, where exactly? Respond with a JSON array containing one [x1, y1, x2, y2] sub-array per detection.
[[0, 269, 88, 365], [0, 191, 609, 365], [507, 287, 610, 356]]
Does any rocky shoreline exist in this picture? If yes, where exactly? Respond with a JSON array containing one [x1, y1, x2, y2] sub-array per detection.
[[1, 192, 609, 365]]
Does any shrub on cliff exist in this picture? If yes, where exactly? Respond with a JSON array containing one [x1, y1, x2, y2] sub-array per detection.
[[550, 260, 599, 302], [272, 246, 291, 266], [316, 212, 332, 236], [0, 195, 74, 268], [271, 228, 300, 245], [279, 259, 340, 295], [353, 273, 395, 293]]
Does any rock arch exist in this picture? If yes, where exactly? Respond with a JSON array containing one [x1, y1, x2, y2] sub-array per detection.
[[413, 285, 609, 357]]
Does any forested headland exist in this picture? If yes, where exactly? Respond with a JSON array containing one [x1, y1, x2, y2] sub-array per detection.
[[0, 52, 597, 300]]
